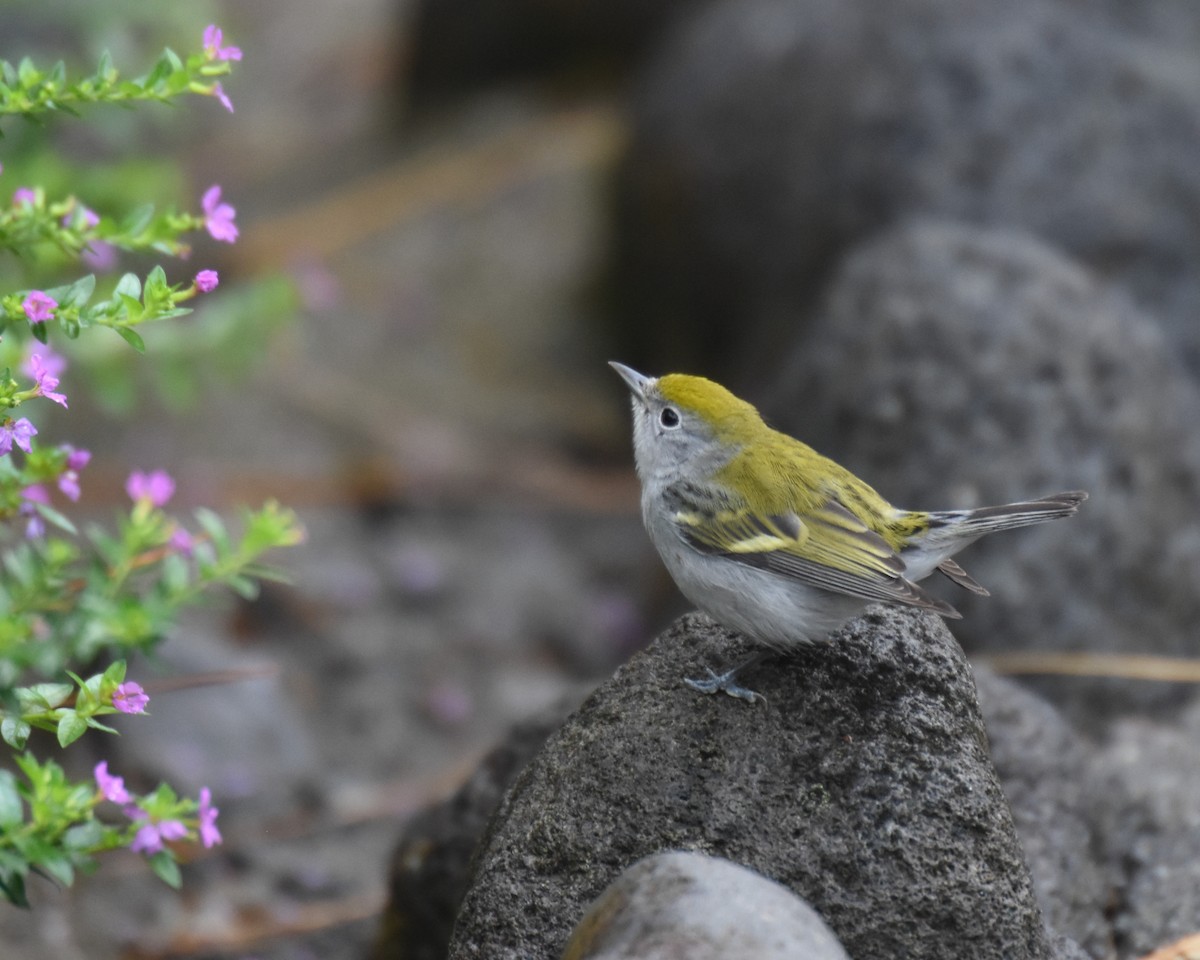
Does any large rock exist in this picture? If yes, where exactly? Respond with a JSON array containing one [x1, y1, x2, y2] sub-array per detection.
[[448, 610, 1057, 960], [770, 221, 1200, 721], [974, 668, 1114, 958], [610, 0, 1200, 380], [560, 851, 850, 960], [371, 691, 589, 960], [1092, 697, 1200, 956]]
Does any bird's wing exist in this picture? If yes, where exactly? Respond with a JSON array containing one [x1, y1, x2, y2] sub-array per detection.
[[665, 483, 960, 617]]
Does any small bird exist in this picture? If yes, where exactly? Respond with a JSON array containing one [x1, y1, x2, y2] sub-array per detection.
[[610, 362, 1087, 702]]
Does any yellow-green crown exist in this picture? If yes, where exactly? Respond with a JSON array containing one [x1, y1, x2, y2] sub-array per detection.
[[657, 374, 763, 433]]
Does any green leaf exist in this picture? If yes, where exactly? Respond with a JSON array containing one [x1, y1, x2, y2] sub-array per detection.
[[1, 717, 30, 749], [227, 575, 259, 601], [193, 509, 230, 552], [149, 850, 181, 889], [0, 770, 22, 826], [30, 321, 48, 345], [32, 501, 78, 536], [0, 866, 29, 908], [85, 718, 118, 735], [63, 821, 104, 851], [34, 852, 74, 888], [113, 272, 142, 300], [61, 273, 96, 308], [101, 660, 127, 687], [121, 203, 155, 237], [56, 712, 88, 748], [114, 326, 146, 353], [24, 683, 74, 709]]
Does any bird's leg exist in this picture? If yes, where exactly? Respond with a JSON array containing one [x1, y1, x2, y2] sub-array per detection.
[[684, 653, 767, 704]]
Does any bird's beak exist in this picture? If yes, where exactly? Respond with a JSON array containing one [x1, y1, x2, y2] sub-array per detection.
[[609, 361, 653, 402]]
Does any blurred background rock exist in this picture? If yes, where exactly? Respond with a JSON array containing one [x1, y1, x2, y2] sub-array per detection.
[[2, 0, 1199, 957]]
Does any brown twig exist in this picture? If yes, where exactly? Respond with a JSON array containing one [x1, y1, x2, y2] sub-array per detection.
[[978, 652, 1200, 683]]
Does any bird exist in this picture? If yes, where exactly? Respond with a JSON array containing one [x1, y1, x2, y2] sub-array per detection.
[[610, 361, 1087, 701]]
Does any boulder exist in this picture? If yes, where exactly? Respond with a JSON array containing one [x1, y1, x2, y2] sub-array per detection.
[[448, 609, 1055, 959], [560, 851, 850, 960], [610, 0, 1200, 380], [771, 221, 1200, 722]]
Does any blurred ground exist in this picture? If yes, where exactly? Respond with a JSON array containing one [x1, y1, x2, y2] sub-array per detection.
[[2, 1, 666, 957]]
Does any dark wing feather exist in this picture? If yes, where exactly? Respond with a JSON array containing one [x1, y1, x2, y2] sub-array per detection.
[[666, 483, 961, 618]]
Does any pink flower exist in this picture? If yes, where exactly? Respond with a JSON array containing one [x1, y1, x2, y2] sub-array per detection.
[[57, 446, 90, 502], [20, 485, 49, 539], [198, 787, 222, 848], [62, 206, 100, 230], [212, 82, 234, 114], [126, 469, 175, 507], [195, 270, 219, 293], [83, 241, 118, 273], [94, 761, 132, 804], [202, 25, 243, 62], [21, 343, 65, 380], [65, 446, 91, 472], [113, 681, 149, 715], [169, 527, 195, 556], [0, 418, 37, 456], [201, 186, 238, 243], [28, 353, 68, 408], [12, 187, 35, 206], [129, 816, 188, 855], [22, 291, 57, 324]]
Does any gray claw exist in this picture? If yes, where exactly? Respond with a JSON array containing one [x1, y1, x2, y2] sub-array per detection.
[[684, 667, 766, 705]]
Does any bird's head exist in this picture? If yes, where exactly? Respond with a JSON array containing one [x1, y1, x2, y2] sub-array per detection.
[[609, 362, 763, 482]]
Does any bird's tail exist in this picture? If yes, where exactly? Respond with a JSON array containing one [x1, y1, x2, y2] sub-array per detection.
[[902, 491, 1087, 589], [926, 490, 1088, 539]]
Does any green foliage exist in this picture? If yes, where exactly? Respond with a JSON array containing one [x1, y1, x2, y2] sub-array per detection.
[[0, 42, 233, 126], [0, 23, 303, 907]]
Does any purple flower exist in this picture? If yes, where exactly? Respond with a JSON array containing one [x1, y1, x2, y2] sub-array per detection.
[[201, 186, 238, 243], [169, 526, 195, 556], [126, 469, 175, 507], [83, 241, 118, 273], [28, 353, 68, 408], [21, 343, 65, 380], [198, 787, 222, 848], [12, 187, 35, 206], [203, 25, 243, 62], [113, 681, 149, 715], [20, 485, 49, 539], [129, 816, 188, 855], [195, 270, 219, 293], [212, 82, 234, 114], [62, 206, 100, 230], [65, 446, 91, 472], [0, 418, 38, 456], [57, 447, 90, 502], [94, 761, 132, 804], [22, 291, 57, 324]]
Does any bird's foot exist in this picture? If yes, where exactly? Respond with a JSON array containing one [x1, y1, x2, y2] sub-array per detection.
[[684, 666, 766, 705]]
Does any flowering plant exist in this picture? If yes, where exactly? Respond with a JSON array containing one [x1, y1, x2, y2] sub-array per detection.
[[0, 27, 303, 906]]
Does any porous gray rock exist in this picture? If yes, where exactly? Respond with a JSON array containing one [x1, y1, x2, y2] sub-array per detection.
[[974, 667, 1114, 958], [1091, 697, 1200, 956], [447, 609, 1054, 960], [610, 0, 1200, 380], [770, 221, 1200, 722], [370, 690, 589, 960], [559, 851, 850, 960]]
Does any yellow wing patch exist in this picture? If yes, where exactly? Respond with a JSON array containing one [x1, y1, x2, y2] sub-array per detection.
[[669, 487, 959, 617], [673, 508, 807, 555]]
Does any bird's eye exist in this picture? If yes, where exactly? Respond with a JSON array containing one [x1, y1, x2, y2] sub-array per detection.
[[660, 407, 680, 429]]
